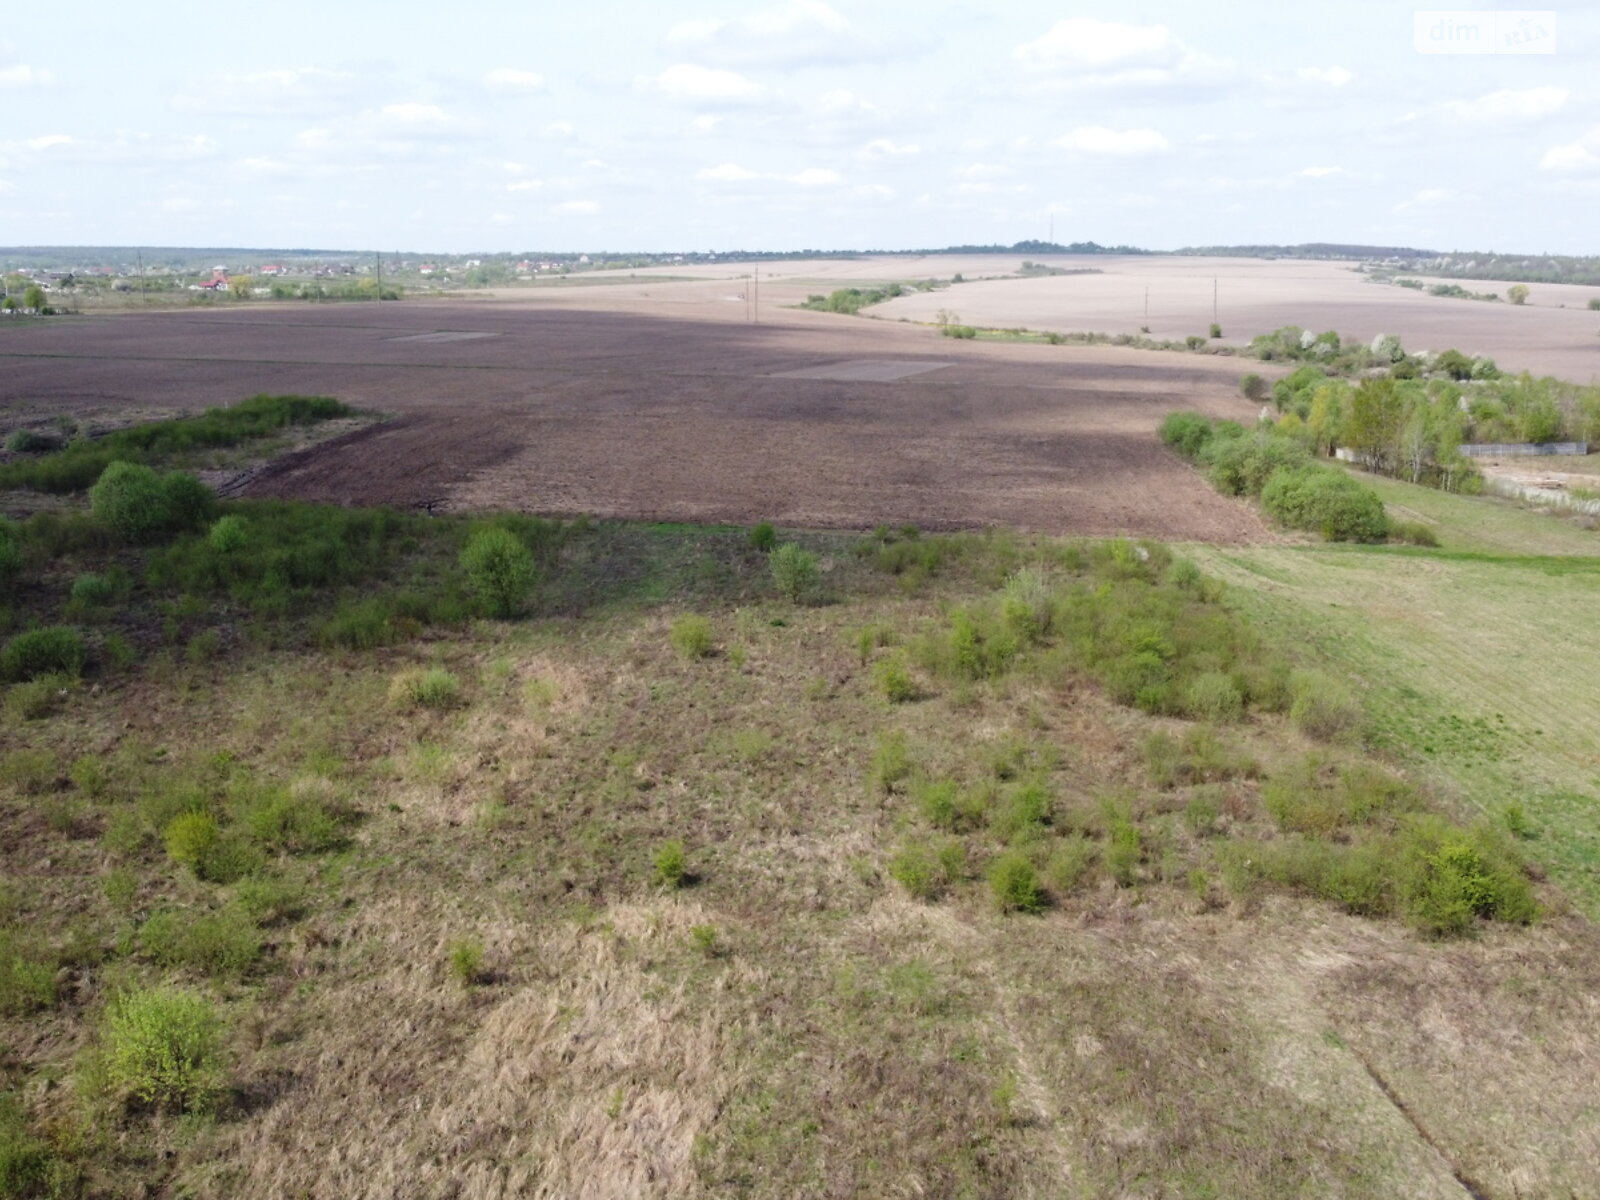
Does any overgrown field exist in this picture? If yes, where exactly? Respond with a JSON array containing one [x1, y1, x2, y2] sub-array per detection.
[[3, 458, 1599, 1196]]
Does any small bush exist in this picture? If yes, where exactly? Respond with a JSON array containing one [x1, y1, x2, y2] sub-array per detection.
[[161, 472, 217, 532], [1398, 818, 1538, 936], [1206, 432, 1310, 498], [1044, 837, 1096, 895], [0, 522, 19, 587], [69, 572, 117, 608], [870, 731, 913, 794], [231, 875, 307, 926], [748, 522, 777, 552], [1209, 322, 1222, 339], [1240, 373, 1268, 401], [139, 907, 262, 977], [670, 615, 714, 660], [941, 324, 978, 339], [461, 526, 536, 618], [991, 782, 1052, 844], [208, 514, 249, 553], [239, 780, 347, 854], [103, 986, 226, 1112], [1, 626, 86, 682], [0, 1094, 52, 1198], [390, 667, 462, 710], [1186, 335, 1207, 350], [448, 938, 485, 986], [1388, 519, 1439, 547], [1106, 815, 1142, 887], [4, 429, 62, 454], [5, 673, 73, 721], [1288, 670, 1363, 742], [163, 812, 259, 882], [87, 461, 197, 542], [1182, 671, 1244, 723], [875, 655, 918, 703], [989, 851, 1045, 913], [769, 542, 820, 603], [654, 839, 689, 888], [1159, 412, 1216, 460], [0, 935, 58, 1015], [889, 841, 949, 901]]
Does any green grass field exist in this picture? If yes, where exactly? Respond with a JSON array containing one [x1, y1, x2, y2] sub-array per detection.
[[1194, 471, 1600, 912]]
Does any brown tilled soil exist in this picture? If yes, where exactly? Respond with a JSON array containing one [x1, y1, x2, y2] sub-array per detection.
[[0, 299, 1272, 540]]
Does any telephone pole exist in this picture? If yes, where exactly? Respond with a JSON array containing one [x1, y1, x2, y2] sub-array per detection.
[[375, 252, 382, 302], [753, 265, 760, 324], [1213, 277, 1218, 327]]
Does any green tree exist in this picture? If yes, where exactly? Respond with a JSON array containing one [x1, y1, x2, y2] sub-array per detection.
[[1507, 284, 1530, 305], [22, 285, 45, 311], [1344, 377, 1406, 474]]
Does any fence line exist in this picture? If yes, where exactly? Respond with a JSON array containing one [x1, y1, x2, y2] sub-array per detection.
[[1459, 442, 1588, 458]]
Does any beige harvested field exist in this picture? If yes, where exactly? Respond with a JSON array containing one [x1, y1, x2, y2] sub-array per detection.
[[0, 294, 1271, 541]]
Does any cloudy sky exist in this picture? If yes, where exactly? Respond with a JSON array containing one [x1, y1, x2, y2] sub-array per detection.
[[1, 1, 1596, 253]]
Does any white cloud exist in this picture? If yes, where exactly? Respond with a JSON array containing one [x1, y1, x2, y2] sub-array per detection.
[[697, 162, 761, 182], [506, 180, 544, 192], [638, 64, 764, 104], [0, 64, 54, 87], [542, 121, 574, 138], [1539, 129, 1600, 173], [1054, 126, 1170, 156], [859, 138, 918, 159], [1296, 65, 1352, 87], [377, 103, 450, 127], [1299, 165, 1342, 178], [484, 68, 545, 93], [666, 1, 900, 67], [696, 163, 842, 186], [25, 134, 72, 151], [1444, 87, 1568, 121], [1015, 18, 1176, 70], [173, 67, 356, 116], [555, 200, 598, 215], [160, 197, 197, 212], [1397, 188, 1451, 211], [790, 168, 841, 186], [854, 183, 895, 200], [955, 162, 1006, 180]]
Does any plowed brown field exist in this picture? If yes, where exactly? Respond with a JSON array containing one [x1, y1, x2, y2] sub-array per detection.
[[0, 298, 1271, 540]]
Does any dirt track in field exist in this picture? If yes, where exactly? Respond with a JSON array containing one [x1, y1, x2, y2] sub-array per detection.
[[0, 297, 1273, 540]]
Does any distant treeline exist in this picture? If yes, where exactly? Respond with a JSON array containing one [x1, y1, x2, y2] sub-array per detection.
[[1176, 243, 1440, 261], [1406, 253, 1600, 287]]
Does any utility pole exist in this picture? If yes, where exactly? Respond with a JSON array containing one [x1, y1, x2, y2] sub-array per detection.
[[137, 250, 146, 306], [1213, 276, 1218, 327], [375, 252, 382, 302], [753, 265, 760, 324], [1144, 287, 1149, 324]]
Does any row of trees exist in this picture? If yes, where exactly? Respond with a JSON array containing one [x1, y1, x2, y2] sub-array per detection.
[[1262, 363, 1600, 492]]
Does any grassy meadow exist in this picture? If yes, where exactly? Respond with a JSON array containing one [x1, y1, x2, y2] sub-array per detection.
[[2, 409, 1600, 1197]]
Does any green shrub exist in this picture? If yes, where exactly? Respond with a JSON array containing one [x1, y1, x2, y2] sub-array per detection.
[[769, 542, 819, 603], [870, 731, 913, 794], [0, 934, 58, 1015], [989, 851, 1045, 913], [1182, 671, 1244, 722], [231, 875, 307, 926], [1398, 819, 1538, 936], [139, 907, 262, 977], [163, 811, 259, 882], [1240, 373, 1268, 401], [913, 778, 960, 830], [1, 626, 86, 681], [316, 597, 402, 650], [0, 522, 19, 588], [1264, 757, 1420, 835], [390, 667, 462, 710], [1106, 814, 1142, 887], [748, 522, 777, 552], [1206, 431, 1310, 497], [460, 526, 536, 618], [875, 654, 917, 703], [0, 1094, 53, 1198], [1288, 670, 1363, 742], [1159, 412, 1217, 460], [1260, 465, 1389, 542], [1388, 519, 1440, 547], [889, 841, 949, 901], [69, 572, 117, 608], [991, 782, 1052, 844], [4, 429, 62, 454], [670, 614, 714, 660], [4, 673, 73, 721], [1044, 836, 1096, 895], [208, 514, 249, 553], [103, 986, 226, 1112], [448, 938, 485, 986], [87, 460, 192, 540], [654, 839, 689, 888], [239, 781, 347, 854]]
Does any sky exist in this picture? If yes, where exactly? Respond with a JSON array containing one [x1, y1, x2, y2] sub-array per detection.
[[1, 1, 1597, 254]]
